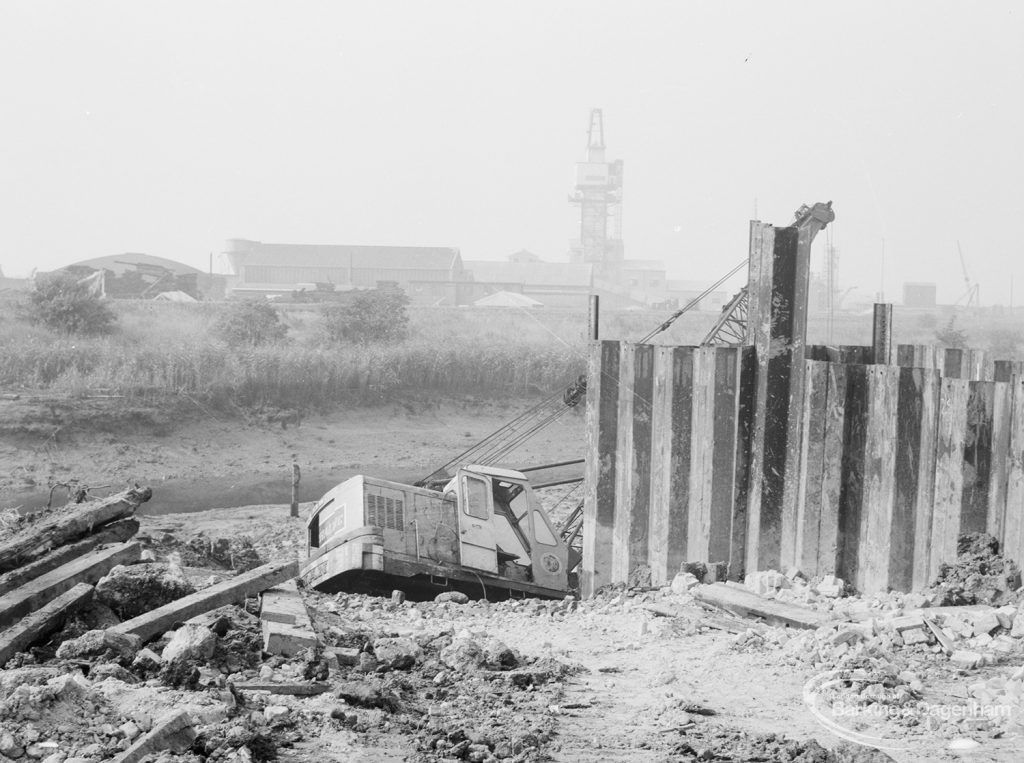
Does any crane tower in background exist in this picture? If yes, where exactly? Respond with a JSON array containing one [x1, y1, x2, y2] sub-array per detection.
[[569, 109, 624, 270]]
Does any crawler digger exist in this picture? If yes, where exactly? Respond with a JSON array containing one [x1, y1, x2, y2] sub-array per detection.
[[300, 378, 588, 599]]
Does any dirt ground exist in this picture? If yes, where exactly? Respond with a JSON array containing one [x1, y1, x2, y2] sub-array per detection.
[[2, 397, 1023, 761], [0, 396, 585, 513]]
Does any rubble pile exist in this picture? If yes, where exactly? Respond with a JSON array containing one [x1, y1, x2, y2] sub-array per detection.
[[927, 533, 1023, 607], [3, 492, 1022, 761], [672, 724, 897, 762]]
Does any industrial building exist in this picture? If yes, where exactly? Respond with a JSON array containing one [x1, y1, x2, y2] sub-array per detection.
[[223, 240, 469, 303]]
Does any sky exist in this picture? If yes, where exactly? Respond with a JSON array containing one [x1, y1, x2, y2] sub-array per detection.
[[1, 1, 1021, 305]]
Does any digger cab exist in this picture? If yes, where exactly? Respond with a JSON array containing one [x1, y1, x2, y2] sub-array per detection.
[[445, 465, 569, 592]]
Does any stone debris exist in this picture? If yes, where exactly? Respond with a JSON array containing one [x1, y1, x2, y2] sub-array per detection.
[[162, 623, 218, 663], [927, 532, 1022, 607], [95, 562, 196, 620]]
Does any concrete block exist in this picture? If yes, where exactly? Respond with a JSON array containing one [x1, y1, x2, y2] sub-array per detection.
[[888, 614, 927, 633], [901, 628, 930, 646], [1011, 611, 1024, 638], [744, 570, 790, 596], [111, 709, 195, 763], [325, 646, 360, 666], [670, 573, 699, 594], [972, 612, 1001, 636], [262, 620, 318, 657], [950, 650, 984, 669]]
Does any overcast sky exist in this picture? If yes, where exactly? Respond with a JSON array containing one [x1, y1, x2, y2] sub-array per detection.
[[1, 1, 1021, 304]]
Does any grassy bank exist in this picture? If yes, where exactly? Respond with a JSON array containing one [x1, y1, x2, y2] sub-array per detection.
[[2, 294, 1021, 412]]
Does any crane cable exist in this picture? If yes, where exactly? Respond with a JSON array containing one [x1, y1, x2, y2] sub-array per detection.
[[639, 258, 749, 343]]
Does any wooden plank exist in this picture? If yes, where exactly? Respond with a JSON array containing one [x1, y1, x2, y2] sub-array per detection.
[[988, 382, 1013, 545], [0, 583, 93, 667], [961, 381, 995, 533], [1004, 378, 1024, 569], [775, 225, 811, 574], [0, 518, 138, 597], [0, 487, 150, 573], [994, 360, 1013, 383], [840, 346, 873, 364], [911, 368, 940, 590], [232, 681, 331, 696], [611, 343, 636, 584], [110, 559, 299, 642], [582, 340, 619, 598], [969, 350, 989, 381], [742, 223, 775, 573], [667, 348, 695, 577], [892, 368, 923, 593], [931, 378, 970, 579], [795, 360, 828, 577], [896, 345, 916, 367], [686, 347, 716, 562], [646, 346, 674, 586], [817, 364, 847, 576], [872, 304, 893, 365], [744, 221, 774, 347], [937, 348, 962, 378], [708, 347, 740, 563], [728, 346, 757, 580], [836, 365, 868, 585], [858, 366, 899, 594], [0, 542, 141, 628], [628, 344, 654, 573], [894, 368, 941, 592], [692, 583, 833, 629]]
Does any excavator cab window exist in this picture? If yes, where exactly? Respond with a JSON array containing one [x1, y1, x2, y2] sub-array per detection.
[[492, 480, 532, 561], [463, 476, 489, 520]]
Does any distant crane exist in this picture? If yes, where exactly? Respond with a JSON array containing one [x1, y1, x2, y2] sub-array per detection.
[[955, 241, 980, 309]]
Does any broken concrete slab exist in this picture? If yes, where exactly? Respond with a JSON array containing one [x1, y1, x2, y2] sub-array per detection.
[[259, 579, 311, 626], [971, 611, 1002, 636], [109, 559, 298, 642], [693, 583, 833, 629], [0, 518, 139, 597], [262, 620, 318, 657], [259, 577, 318, 657], [0, 542, 141, 628], [0, 488, 150, 573], [0, 582, 94, 667], [110, 709, 195, 763]]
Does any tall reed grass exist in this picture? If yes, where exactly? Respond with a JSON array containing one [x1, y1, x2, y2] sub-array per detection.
[[2, 293, 1020, 413]]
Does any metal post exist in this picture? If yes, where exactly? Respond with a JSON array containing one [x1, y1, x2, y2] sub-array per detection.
[[290, 461, 301, 518], [588, 294, 600, 341]]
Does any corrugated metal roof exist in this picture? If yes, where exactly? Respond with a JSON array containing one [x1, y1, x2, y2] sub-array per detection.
[[63, 253, 202, 276], [228, 242, 463, 272]]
